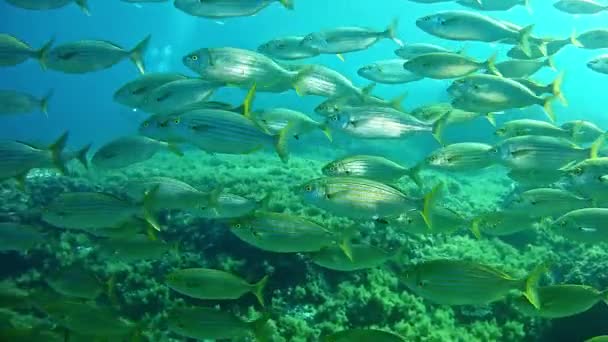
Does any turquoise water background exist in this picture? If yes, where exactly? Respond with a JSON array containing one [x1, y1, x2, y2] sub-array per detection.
[[1, 0, 605, 153]]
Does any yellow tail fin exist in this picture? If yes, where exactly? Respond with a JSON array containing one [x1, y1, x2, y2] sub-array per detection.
[[523, 264, 547, 309], [252, 275, 269, 307], [129, 35, 151, 74]]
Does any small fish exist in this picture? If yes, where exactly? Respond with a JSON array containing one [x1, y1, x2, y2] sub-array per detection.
[[415, 142, 498, 175], [326, 105, 433, 140], [403, 52, 499, 79], [587, 54, 608, 75], [410, 103, 454, 124], [168, 307, 268, 341], [91, 135, 180, 169], [292, 64, 371, 98], [6, 0, 90, 15], [0, 89, 52, 117], [257, 36, 320, 60], [230, 212, 350, 256], [0, 34, 53, 68], [140, 108, 291, 162], [494, 58, 555, 78], [42, 191, 160, 233], [562, 121, 604, 144], [199, 192, 264, 219], [358, 59, 424, 84], [39, 300, 136, 337], [138, 78, 220, 114], [572, 29, 608, 50], [311, 244, 393, 272], [174, 0, 293, 18], [300, 177, 438, 221], [315, 92, 406, 116], [494, 135, 600, 171], [554, 0, 608, 15], [113, 73, 189, 109], [514, 284, 608, 319], [43, 36, 150, 74], [97, 234, 172, 263], [495, 119, 571, 139], [395, 43, 459, 59], [507, 168, 565, 188], [391, 206, 468, 235], [324, 328, 405, 342], [403, 259, 545, 308], [553, 208, 608, 243], [0, 132, 67, 182], [166, 268, 269, 306], [322, 155, 414, 183], [507, 37, 570, 60], [416, 11, 534, 56], [301, 19, 402, 56], [457, 0, 530, 12], [471, 210, 537, 238], [251, 108, 331, 141], [183, 47, 295, 92], [46, 265, 103, 299], [0, 223, 44, 252], [122, 176, 214, 212], [448, 74, 562, 122], [504, 188, 592, 219]]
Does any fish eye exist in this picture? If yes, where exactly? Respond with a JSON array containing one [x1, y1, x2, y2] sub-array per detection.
[[142, 122, 150, 128], [304, 185, 312, 192], [407, 217, 413, 224], [174, 118, 180, 124], [573, 167, 583, 175], [234, 223, 242, 229], [189, 55, 198, 61], [330, 166, 337, 172], [330, 115, 340, 121]]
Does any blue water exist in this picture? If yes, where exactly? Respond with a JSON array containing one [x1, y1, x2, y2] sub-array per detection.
[[2, 1, 606, 148]]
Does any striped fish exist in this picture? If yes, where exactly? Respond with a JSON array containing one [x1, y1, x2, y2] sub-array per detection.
[[326, 105, 434, 140], [230, 212, 350, 256], [300, 177, 436, 220], [122, 176, 212, 212], [403, 259, 545, 308], [322, 155, 413, 183], [140, 108, 291, 162], [0, 33, 53, 68], [0, 132, 67, 182], [42, 191, 160, 233], [199, 193, 262, 219], [471, 209, 537, 238], [183, 47, 295, 92], [0, 89, 53, 117], [495, 135, 602, 171], [292, 64, 366, 98]]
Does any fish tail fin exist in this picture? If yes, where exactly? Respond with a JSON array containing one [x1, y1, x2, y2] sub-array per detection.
[[49, 131, 69, 174], [207, 187, 223, 213], [142, 185, 161, 231], [243, 83, 257, 119], [546, 56, 556, 71], [602, 289, 608, 306], [432, 115, 448, 145], [35, 38, 54, 70], [407, 164, 423, 187], [39, 89, 53, 118], [420, 182, 443, 229], [129, 35, 151, 75], [485, 113, 497, 127], [278, 0, 294, 10], [390, 91, 408, 111], [518, 24, 535, 57], [292, 66, 314, 96], [385, 18, 403, 47], [470, 218, 483, 239], [570, 28, 583, 47], [542, 95, 557, 123], [336, 53, 345, 62], [76, 143, 91, 169], [552, 72, 567, 106], [523, 264, 547, 309], [485, 52, 501, 76], [590, 133, 606, 159], [319, 123, 333, 142], [275, 122, 293, 163], [75, 0, 90, 15], [252, 275, 269, 307]]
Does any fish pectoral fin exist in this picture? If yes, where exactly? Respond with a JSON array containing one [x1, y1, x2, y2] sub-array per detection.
[[325, 190, 351, 200], [578, 226, 597, 233], [189, 124, 210, 132], [599, 175, 608, 183], [510, 149, 535, 158]]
